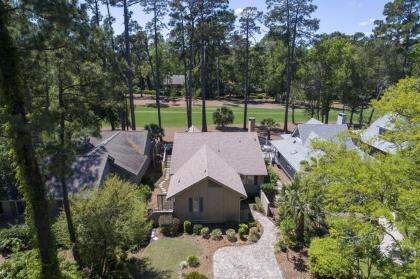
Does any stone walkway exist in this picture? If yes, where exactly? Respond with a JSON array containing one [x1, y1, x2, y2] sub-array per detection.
[[213, 210, 283, 279]]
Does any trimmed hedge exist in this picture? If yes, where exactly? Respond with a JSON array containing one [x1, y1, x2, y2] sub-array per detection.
[[201, 227, 210, 239], [210, 229, 223, 241], [184, 220, 192, 234], [159, 215, 180, 236]]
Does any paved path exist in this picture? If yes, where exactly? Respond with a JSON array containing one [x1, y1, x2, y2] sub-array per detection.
[[379, 214, 404, 265], [213, 210, 283, 279]]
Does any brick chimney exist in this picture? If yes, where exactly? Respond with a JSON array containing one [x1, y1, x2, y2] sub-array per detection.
[[248, 117, 256, 132], [337, 112, 347, 125]]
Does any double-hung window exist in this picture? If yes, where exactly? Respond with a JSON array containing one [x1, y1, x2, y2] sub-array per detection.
[[189, 197, 203, 213]]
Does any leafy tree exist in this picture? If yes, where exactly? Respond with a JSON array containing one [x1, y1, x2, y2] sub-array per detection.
[[265, 0, 319, 132], [55, 176, 151, 277], [260, 118, 278, 140], [213, 106, 234, 127], [239, 7, 263, 130]]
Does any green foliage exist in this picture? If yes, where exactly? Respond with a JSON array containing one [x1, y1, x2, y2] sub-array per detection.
[[0, 225, 32, 254], [226, 229, 237, 242], [183, 220, 192, 234], [256, 93, 266, 99], [0, 250, 82, 279], [183, 271, 208, 279], [200, 227, 210, 239], [276, 239, 288, 252], [210, 229, 223, 241], [253, 197, 263, 212], [308, 237, 352, 279], [267, 166, 279, 185], [187, 255, 200, 267], [159, 215, 180, 236], [52, 213, 71, 249], [212, 107, 234, 127], [239, 223, 249, 235], [261, 183, 277, 198], [144, 123, 165, 141], [193, 224, 203, 235], [260, 118, 278, 140], [249, 227, 260, 242], [58, 176, 151, 276]]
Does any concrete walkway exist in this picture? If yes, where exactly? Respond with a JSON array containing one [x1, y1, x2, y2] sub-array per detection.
[[213, 210, 283, 279]]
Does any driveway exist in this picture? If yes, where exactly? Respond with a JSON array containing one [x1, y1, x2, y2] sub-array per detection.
[[213, 210, 283, 279]]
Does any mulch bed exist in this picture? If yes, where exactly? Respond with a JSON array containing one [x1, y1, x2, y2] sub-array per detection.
[[276, 249, 313, 279]]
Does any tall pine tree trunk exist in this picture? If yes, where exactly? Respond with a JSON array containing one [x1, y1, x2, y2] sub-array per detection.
[[57, 68, 80, 266], [200, 41, 207, 132], [243, 22, 249, 130], [123, 0, 136, 130], [216, 55, 221, 98], [153, 5, 162, 130], [187, 19, 195, 128], [0, 6, 60, 277], [180, 12, 190, 128]]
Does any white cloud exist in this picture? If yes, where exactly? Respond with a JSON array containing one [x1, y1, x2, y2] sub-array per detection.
[[234, 8, 243, 16], [358, 18, 375, 26], [346, 1, 363, 8]]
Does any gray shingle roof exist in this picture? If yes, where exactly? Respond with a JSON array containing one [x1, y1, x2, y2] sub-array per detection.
[[295, 123, 356, 149], [170, 132, 267, 176], [91, 131, 151, 175], [48, 148, 109, 199], [361, 114, 397, 154], [167, 145, 247, 198]]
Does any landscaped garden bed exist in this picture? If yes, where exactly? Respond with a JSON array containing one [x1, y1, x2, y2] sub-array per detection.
[[133, 216, 262, 279]]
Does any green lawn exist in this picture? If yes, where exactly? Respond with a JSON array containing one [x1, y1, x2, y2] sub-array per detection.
[[141, 238, 202, 279], [133, 105, 353, 128]]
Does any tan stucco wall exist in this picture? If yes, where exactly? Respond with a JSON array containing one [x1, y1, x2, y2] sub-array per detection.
[[173, 179, 242, 223]]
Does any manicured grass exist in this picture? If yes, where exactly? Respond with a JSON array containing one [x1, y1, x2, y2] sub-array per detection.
[[133, 106, 352, 128], [142, 238, 202, 279]]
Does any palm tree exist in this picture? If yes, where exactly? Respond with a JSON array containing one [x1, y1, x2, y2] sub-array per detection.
[[261, 118, 278, 140]]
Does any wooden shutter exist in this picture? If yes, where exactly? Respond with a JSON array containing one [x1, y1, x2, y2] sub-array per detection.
[[188, 198, 193, 212], [199, 197, 203, 212]]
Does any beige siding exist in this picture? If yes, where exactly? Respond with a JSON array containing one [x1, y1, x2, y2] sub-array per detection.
[[173, 178, 242, 223]]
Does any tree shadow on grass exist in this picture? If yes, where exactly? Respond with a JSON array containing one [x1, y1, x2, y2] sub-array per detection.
[[128, 257, 171, 279]]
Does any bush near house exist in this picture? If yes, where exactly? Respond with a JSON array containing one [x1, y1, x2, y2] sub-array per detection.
[[253, 197, 264, 212], [0, 225, 32, 254], [184, 220, 192, 234], [226, 229, 237, 242], [200, 227, 210, 239], [210, 229, 223, 240], [187, 255, 200, 267], [193, 224, 203, 235], [159, 215, 180, 236], [249, 227, 260, 242]]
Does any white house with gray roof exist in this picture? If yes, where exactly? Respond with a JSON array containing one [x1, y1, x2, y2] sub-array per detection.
[[165, 132, 267, 223], [271, 117, 357, 179]]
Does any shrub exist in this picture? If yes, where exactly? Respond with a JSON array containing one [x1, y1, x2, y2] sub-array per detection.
[[53, 212, 72, 249], [0, 225, 32, 254], [308, 237, 352, 279], [239, 223, 249, 234], [184, 272, 208, 279], [0, 250, 82, 279], [248, 221, 257, 229], [187, 255, 200, 267], [184, 220, 192, 234], [159, 215, 180, 236], [211, 229, 223, 240], [276, 239, 288, 252], [201, 227, 210, 239], [238, 228, 247, 240], [249, 227, 260, 242], [261, 183, 277, 198], [226, 229, 237, 242], [225, 220, 238, 230], [213, 106, 234, 127], [256, 93, 266, 99], [193, 224, 203, 235]]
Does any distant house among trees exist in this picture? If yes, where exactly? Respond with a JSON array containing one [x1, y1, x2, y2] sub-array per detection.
[[361, 114, 398, 154], [163, 75, 185, 90], [0, 131, 152, 221]]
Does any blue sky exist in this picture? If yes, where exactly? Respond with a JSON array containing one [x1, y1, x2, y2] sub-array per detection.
[[101, 0, 389, 40]]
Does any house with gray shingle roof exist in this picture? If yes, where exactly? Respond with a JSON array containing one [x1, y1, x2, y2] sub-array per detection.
[[271, 117, 358, 179], [361, 114, 397, 154], [165, 132, 267, 223], [0, 131, 151, 221]]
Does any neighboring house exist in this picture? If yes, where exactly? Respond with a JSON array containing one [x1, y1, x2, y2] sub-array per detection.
[[165, 132, 267, 223], [361, 114, 397, 154], [163, 75, 185, 88], [0, 131, 152, 221], [271, 116, 358, 179]]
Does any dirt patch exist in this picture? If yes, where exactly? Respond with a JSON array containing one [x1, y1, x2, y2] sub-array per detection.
[[276, 249, 312, 279]]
